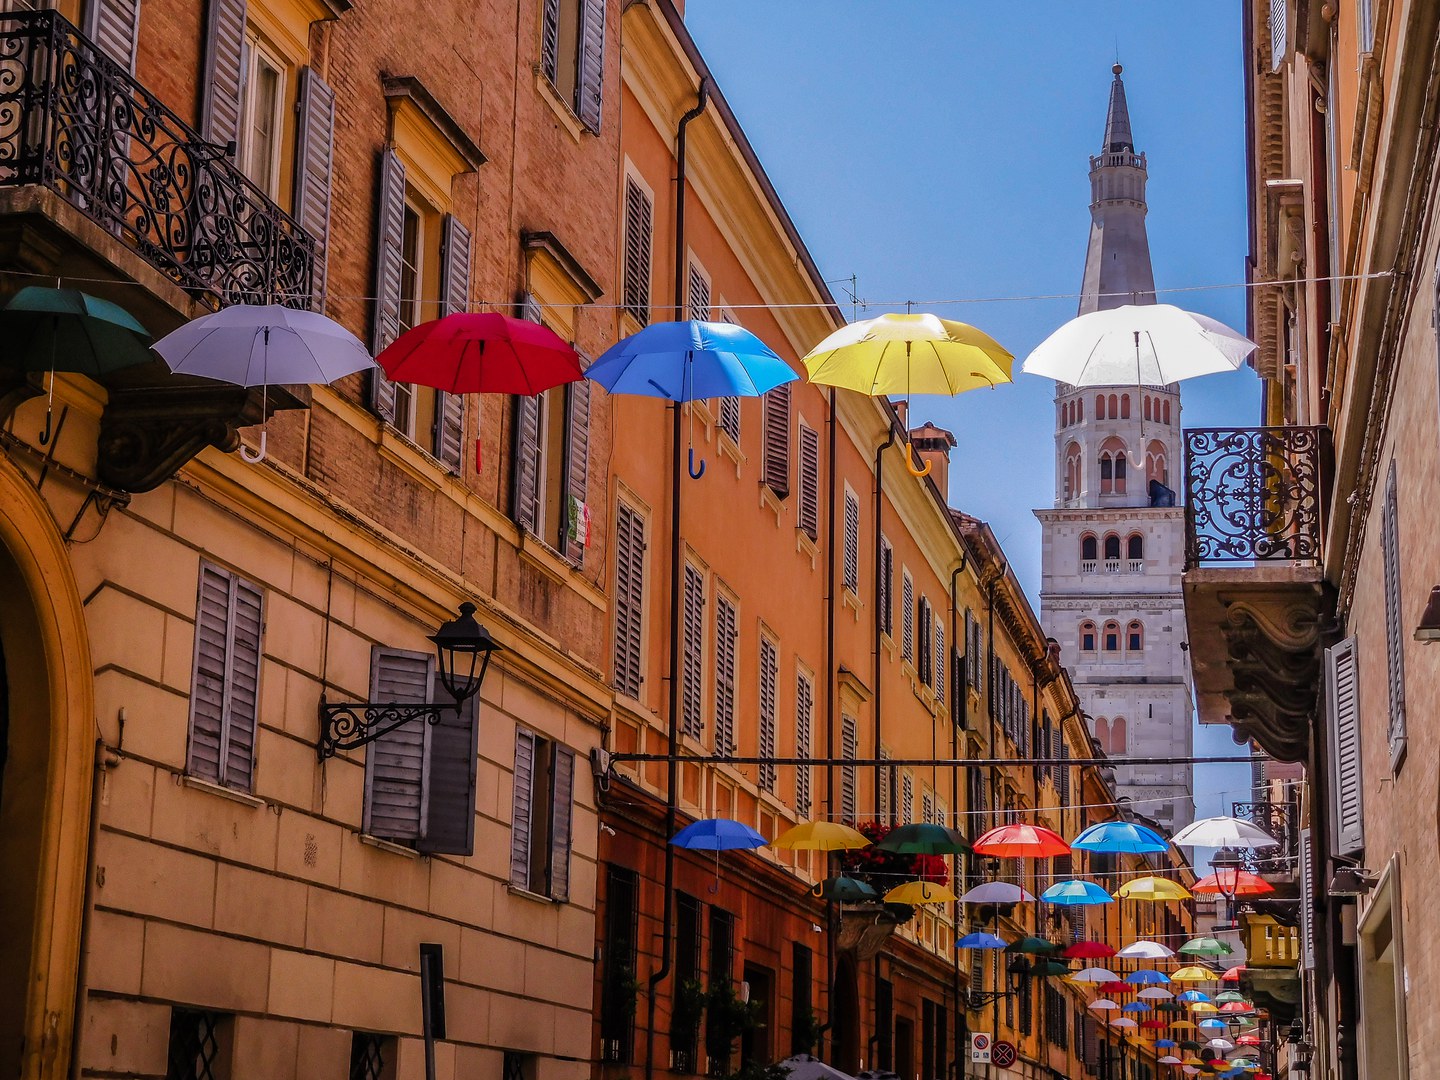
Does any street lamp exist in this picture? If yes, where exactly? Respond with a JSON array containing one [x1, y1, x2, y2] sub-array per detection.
[[318, 602, 501, 760], [967, 954, 1030, 1010], [1209, 846, 1245, 925]]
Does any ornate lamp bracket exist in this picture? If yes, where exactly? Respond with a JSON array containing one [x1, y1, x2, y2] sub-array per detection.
[[317, 697, 459, 761]]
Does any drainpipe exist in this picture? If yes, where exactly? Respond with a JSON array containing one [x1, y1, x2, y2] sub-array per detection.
[[947, 557, 966, 1080], [984, 561, 1003, 1080], [645, 81, 709, 1080], [817, 384, 840, 1061], [868, 424, 897, 1068], [69, 738, 121, 1080]]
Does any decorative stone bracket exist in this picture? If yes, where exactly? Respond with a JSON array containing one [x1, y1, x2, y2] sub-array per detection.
[[837, 904, 911, 962]]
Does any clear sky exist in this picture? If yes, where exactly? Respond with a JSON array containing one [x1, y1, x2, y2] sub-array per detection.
[[684, 1, 1258, 838]]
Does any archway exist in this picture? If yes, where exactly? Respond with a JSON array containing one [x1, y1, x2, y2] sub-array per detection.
[[832, 954, 862, 1073], [0, 453, 95, 1079]]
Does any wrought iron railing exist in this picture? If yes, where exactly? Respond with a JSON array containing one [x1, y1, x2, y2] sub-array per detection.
[[0, 10, 314, 308], [1183, 426, 1326, 568], [1231, 799, 1298, 875]]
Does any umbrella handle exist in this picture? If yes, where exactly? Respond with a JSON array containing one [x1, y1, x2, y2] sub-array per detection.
[[905, 447, 932, 478], [688, 448, 706, 480], [240, 429, 268, 464]]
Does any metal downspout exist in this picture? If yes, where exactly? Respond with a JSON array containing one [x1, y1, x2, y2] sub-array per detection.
[[947, 558, 966, 1080], [869, 425, 896, 1070], [817, 385, 839, 1060]]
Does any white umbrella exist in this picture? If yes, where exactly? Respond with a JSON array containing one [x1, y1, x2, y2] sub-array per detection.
[[156, 304, 375, 462], [958, 881, 1036, 904], [1170, 816, 1281, 850], [1117, 939, 1175, 960], [1207, 1039, 1235, 1051], [1071, 967, 1120, 983], [1088, 998, 1121, 1011], [1137, 987, 1175, 1000], [1158, 1055, 1183, 1065], [1109, 1017, 1139, 1029], [1021, 304, 1255, 387]]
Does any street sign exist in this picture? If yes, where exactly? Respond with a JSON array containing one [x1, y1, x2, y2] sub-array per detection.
[[990, 1041, 1017, 1069], [969, 1033, 991, 1063]]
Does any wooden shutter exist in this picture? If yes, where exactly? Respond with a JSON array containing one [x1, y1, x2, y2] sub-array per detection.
[[1299, 827, 1316, 970], [878, 747, 892, 823], [429, 215, 472, 471], [902, 572, 914, 661], [294, 68, 336, 312], [363, 648, 433, 842], [622, 177, 652, 325], [798, 425, 820, 540], [1382, 462, 1406, 761], [922, 790, 934, 827], [576, 0, 606, 132], [510, 728, 537, 887], [840, 714, 857, 823], [719, 397, 741, 443], [901, 771, 913, 824], [370, 150, 406, 420], [1326, 637, 1364, 855], [843, 491, 859, 592], [714, 594, 737, 755], [511, 394, 542, 533], [687, 261, 710, 321], [917, 597, 932, 683], [681, 563, 705, 740], [613, 501, 645, 697], [562, 380, 592, 565], [548, 746, 575, 900], [758, 637, 777, 791], [879, 536, 893, 635], [1060, 743, 1071, 805], [934, 620, 945, 702], [762, 383, 791, 496], [418, 694, 478, 855], [539, 0, 561, 83], [795, 673, 812, 816], [200, 0, 247, 149], [187, 562, 263, 791], [85, 0, 141, 72]]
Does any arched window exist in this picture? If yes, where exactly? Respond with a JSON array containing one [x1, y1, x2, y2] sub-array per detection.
[[1099, 437, 1127, 494], [1127, 534, 1144, 561], [1094, 716, 1110, 751], [1081, 534, 1098, 562], [1146, 439, 1168, 488], [1077, 398, 1083, 422], [1120, 395, 1131, 419], [1095, 395, 1105, 419], [1103, 620, 1120, 651], [1110, 716, 1127, 753], [1099, 453, 1113, 493], [1127, 620, 1144, 651], [1162, 400, 1171, 425], [1144, 396, 1152, 422], [1065, 442, 1082, 500], [1080, 621, 1097, 651], [1108, 394, 1119, 419], [1104, 534, 1121, 561]]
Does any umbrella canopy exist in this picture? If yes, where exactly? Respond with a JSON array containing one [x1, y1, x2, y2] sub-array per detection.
[[1064, 940, 1118, 959], [959, 881, 1035, 904], [1041, 879, 1115, 906], [0, 286, 153, 376], [1110, 1017, 1139, 1029], [1005, 936, 1058, 955], [1070, 967, 1120, 983], [1118, 940, 1176, 960], [1142, 1020, 1168, 1030], [1197, 1017, 1226, 1027], [1235, 1036, 1261, 1047], [1156, 1003, 1184, 1015], [670, 818, 767, 851], [1170, 816, 1281, 850], [1221, 966, 1246, 981], [973, 823, 1071, 858], [1126, 969, 1171, 985], [1121, 1002, 1150, 1013], [1156, 1040, 1179, 1049], [1218, 1003, 1251, 1015], [1138, 987, 1176, 1001], [1207, 1039, 1235, 1050], [587, 320, 795, 401], [1070, 820, 1169, 854], [1171, 1021, 1198, 1032], [957, 931, 1009, 950], [1115, 876, 1192, 901], [1180, 938, 1235, 957], [1159, 1055, 1183, 1065], [772, 821, 871, 851], [156, 304, 374, 387], [1089, 999, 1121, 1012], [1193, 869, 1275, 897], [1029, 959, 1072, 978], [1021, 304, 1254, 387], [802, 312, 1013, 397], [1097, 982, 1135, 996], [1190, 1005, 1220, 1016], [1176, 990, 1212, 1002], [877, 822, 969, 855], [1214, 992, 1246, 1004], [812, 875, 879, 903], [884, 880, 956, 905], [375, 312, 582, 394]]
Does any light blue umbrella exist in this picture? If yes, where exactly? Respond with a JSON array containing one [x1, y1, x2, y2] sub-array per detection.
[[1070, 821, 1169, 854], [957, 931, 1010, 950], [1121, 1002, 1149, 1013], [1198, 1018, 1228, 1030], [670, 818, 767, 851], [1178, 991, 1211, 1003], [1125, 969, 1171, 985], [1040, 879, 1115, 906]]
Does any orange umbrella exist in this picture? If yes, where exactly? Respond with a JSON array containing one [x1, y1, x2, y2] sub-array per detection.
[[973, 823, 1071, 858], [1192, 869, 1275, 897]]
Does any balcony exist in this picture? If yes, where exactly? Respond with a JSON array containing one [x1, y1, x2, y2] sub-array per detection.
[[1231, 799, 1299, 882], [1180, 427, 1334, 763]]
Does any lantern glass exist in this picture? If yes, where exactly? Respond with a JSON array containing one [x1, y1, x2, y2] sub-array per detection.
[[429, 602, 500, 703]]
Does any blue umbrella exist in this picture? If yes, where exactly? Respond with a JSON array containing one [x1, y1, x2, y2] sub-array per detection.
[[1198, 1019, 1228, 1030], [1121, 1002, 1149, 1013], [670, 817, 767, 851], [1155, 1040, 1178, 1049], [1070, 821, 1169, 854], [957, 931, 1009, 949], [1040, 879, 1115, 906], [1125, 969, 1171, 985], [1177, 990, 1210, 1003]]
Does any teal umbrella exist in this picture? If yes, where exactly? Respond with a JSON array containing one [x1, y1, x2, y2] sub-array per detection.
[[876, 822, 969, 855], [1040, 879, 1115, 906], [812, 875, 879, 903], [1005, 936, 1058, 955]]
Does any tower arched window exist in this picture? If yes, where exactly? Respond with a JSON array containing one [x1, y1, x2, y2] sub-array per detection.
[[1065, 442, 1082, 501], [1146, 439, 1168, 488], [1080, 621, 1097, 651], [1099, 436, 1128, 494], [1127, 534, 1144, 561], [1162, 400, 1171, 425], [1094, 716, 1110, 751], [1110, 716, 1127, 753], [1108, 394, 1119, 419], [1103, 620, 1120, 651], [1127, 620, 1144, 651], [1081, 534, 1098, 563], [1120, 395, 1131, 419], [1077, 398, 1083, 422], [1099, 453, 1113, 492], [1095, 395, 1105, 419], [1144, 396, 1152, 422], [1114, 452, 1127, 493], [1103, 534, 1121, 562]]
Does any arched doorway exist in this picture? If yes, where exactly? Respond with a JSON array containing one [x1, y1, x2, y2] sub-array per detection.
[[832, 954, 861, 1073], [0, 453, 95, 1079]]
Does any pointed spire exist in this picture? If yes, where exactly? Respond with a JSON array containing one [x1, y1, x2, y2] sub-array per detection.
[[1103, 63, 1134, 153]]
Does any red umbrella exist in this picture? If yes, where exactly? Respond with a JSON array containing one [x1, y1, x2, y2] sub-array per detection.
[[1141, 1020, 1168, 1030], [1221, 966, 1245, 981], [1218, 1002, 1250, 1014], [1192, 869, 1275, 897], [376, 312, 583, 394], [1097, 982, 1136, 996], [973, 823, 1071, 858], [1065, 940, 1118, 959]]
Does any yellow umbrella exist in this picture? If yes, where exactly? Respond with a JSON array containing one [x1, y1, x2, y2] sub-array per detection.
[[1170, 1021, 1198, 1031], [1189, 1003, 1219, 1014], [884, 880, 957, 905], [770, 821, 872, 851], [1114, 876, 1192, 901], [1170, 966, 1216, 983]]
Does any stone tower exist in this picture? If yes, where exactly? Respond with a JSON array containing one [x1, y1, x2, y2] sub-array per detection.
[[1035, 65, 1195, 833]]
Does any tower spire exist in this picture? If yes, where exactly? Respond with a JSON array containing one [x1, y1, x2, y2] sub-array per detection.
[[1103, 63, 1135, 153]]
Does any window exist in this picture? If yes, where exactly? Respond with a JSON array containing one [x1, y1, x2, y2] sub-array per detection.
[[843, 490, 860, 592], [349, 1033, 395, 1080], [1326, 637, 1364, 854], [840, 714, 858, 823], [1119, 394, 1131, 419], [1080, 623, 1097, 654], [798, 423, 820, 541], [681, 563, 705, 741], [1108, 717, 1127, 753], [673, 894, 703, 1066], [613, 501, 646, 697], [622, 175, 653, 325], [1127, 533, 1144, 561], [762, 382, 791, 497], [1064, 441, 1082, 500], [513, 365, 592, 562], [188, 561, 263, 792], [758, 637, 778, 792], [1127, 621, 1143, 652], [1162, 399, 1171, 425], [687, 258, 711, 320], [1099, 437, 1128, 494], [1080, 534, 1098, 564], [795, 671, 813, 816], [1095, 394, 1105, 419], [933, 616, 945, 702], [902, 570, 915, 661], [707, 908, 736, 1072], [876, 977, 893, 1069], [1144, 395, 1152, 422], [239, 31, 285, 198], [601, 866, 640, 1063], [901, 771, 914, 824], [509, 728, 576, 899], [1102, 621, 1120, 652], [1108, 394, 1118, 418], [539, 0, 606, 130], [1146, 439, 1168, 487], [1103, 534, 1121, 562], [1382, 461, 1406, 766], [917, 596, 933, 684], [791, 944, 814, 1056], [1076, 397, 1083, 422], [714, 593, 737, 755], [167, 1008, 228, 1080], [879, 535, 894, 636]]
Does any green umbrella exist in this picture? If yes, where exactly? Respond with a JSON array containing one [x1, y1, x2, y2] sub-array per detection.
[[1028, 959, 1071, 978], [1005, 936, 1059, 954], [1179, 937, 1235, 957], [1214, 991, 1246, 1004], [812, 875, 879, 903], [876, 822, 969, 855]]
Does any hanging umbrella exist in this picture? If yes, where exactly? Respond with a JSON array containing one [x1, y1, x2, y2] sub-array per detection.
[[1180, 938, 1235, 957], [1141, 1020, 1168, 1030], [1041, 879, 1114, 906], [1205, 1038, 1234, 1049], [670, 818, 767, 850], [1118, 940, 1176, 960], [1064, 940, 1118, 959], [1235, 1036, 1261, 1047], [1115, 876, 1192, 902], [1029, 959, 1072, 978], [1170, 817, 1281, 850], [1126, 969, 1171, 985], [772, 821, 872, 851], [1089, 999, 1121, 1012], [1159, 1055, 1183, 1065], [1071, 967, 1120, 983], [1021, 304, 1254, 387], [1192, 870, 1275, 897], [1156, 1003, 1184, 1015], [1156, 1040, 1179, 1049], [1110, 1017, 1139, 1029], [973, 823, 1071, 858], [884, 880, 957, 905], [1138, 987, 1176, 1001], [1218, 1003, 1251, 1015], [1190, 1005, 1220, 1016], [1005, 936, 1059, 955], [959, 881, 1035, 904], [155, 303, 375, 462], [877, 822, 970, 855], [1176, 989, 1212, 1001], [812, 875, 879, 903], [1097, 982, 1136, 996], [1221, 966, 1245, 981], [957, 931, 1009, 949], [1214, 992, 1246, 1004], [1197, 1018, 1227, 1028], [1121, 1002, 1151, 1013], [375, 312, 582, 394], [1071, 820, 1169, 854]]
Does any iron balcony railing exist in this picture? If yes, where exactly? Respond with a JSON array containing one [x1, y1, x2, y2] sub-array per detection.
[[1183, 426, 1327, 568], [0, 9, 314, 308], [1231, 799, 1299, 875]]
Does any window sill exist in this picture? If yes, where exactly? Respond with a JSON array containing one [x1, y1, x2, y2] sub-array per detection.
[[183, 774, 266, 809], [533, 67, 586, 143], [759, 483, 786, 525], [795, 528, 819, 569], [378, 428, 451, 492], [360, 833, 421, 859], [881, 632, 896, 661], [842, 587, 863, 621], [717, 429, 745, 474], [519, 531, 577, 587], [506, 883, 561, 905]]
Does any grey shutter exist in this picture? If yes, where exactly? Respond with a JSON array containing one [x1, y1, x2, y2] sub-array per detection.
[[922, 790, 934, 827], [539, 0, 560, 83], [902, 572, 914, 661], [879, 536, 893, 635], [843, 492, 859, 592], [223, 577, 263, 789], [85, 0, 141, 72], [431, 215, 473, 471], [681, 564, 704, 740], [370, 150, 406, 420], [613, 502, 646, 697], [510, 728, 537, 887], [798, 425, 820, 540], [878, 747, 891, 823], [576, 0, 606, 132], [901, 772, 913, 824], [758, 638, 777, 791], [363, 648, 433, 842], [762, 383, 790, 496], [714, 594, 737, 755], [548, 747, 575, 900], [187, 562, 262, 791], [201, 0, 247, 150], [1382, 462, 1406, 761], [719, 397, 741, 443], [917, 597, 932, 683], [294, 67, 336, 312], [1298, 827, 1316, 970], [562, 379, 592, 565], [795, 674, 812, 816], [416, 693, 479, 856], [934, 620, 945, 701], [1326, 637, 1364, 855], [1060, 743, 1070, 805], [687, 261, 710, 321], [840, 715, 857, 823], [512, 395, 542, 533], [622, 178, 652, 325], [1269, 0, 1288, 71]]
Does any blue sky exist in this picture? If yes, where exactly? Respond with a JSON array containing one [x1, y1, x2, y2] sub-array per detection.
[[685, 1, 1257, 833]]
